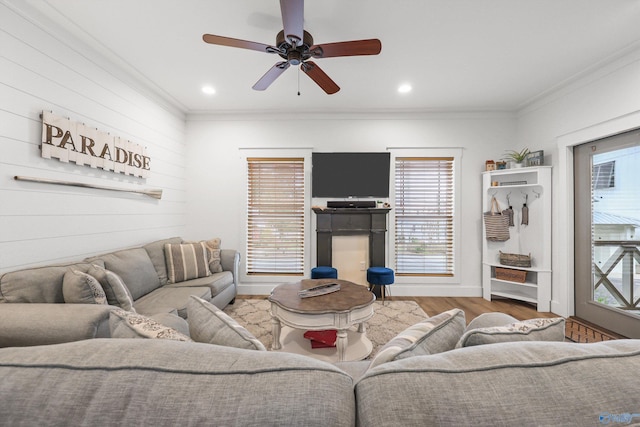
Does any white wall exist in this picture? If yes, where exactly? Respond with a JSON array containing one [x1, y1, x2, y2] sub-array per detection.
[[0, 3, 187, 273], [186, 112, 516, 295], [516, 46, 640, 316]]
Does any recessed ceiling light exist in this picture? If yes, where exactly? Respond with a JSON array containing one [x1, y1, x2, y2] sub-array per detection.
[[398, 84, 412, 94], [201, 85, 216, 95]]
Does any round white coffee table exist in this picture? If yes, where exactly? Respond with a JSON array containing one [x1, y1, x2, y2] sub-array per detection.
[[269, 279, 375, 363]]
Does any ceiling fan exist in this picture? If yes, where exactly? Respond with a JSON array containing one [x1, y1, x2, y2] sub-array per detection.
[[202, 0, 382, 94]]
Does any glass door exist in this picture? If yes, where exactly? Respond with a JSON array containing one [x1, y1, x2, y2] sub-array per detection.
[[574, 129, 640, 339]]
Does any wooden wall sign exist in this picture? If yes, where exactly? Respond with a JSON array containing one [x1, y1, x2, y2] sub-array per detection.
[[41, 111, 151, 178]]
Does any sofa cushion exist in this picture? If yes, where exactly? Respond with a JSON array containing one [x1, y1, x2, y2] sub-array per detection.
[[87, 265, 136, 312], [355, 340, 640, 427], [164, 271, 233, 297], [143, 237, 183, 286], [0, 339, 356, 426], [149, 312, 190, 337], [203, 237, 223, 273], [62, 270, 108, 305], [164, 242, 211, 284], [0, 304, 112, 347], [456, 317, 566, 348], [186, 296, 266, 351], [0, 262, 93, 303], [369, 308, 466, 369], [109, 309, 192, 341], [133, 286, 211, 318], [87, 248, 160, 300]]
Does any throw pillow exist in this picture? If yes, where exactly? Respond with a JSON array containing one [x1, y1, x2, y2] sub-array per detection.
[[164, 242, 211, 283], [369, 308, 466, 369], [62, 269, 108, 305], [465, 312, 518, 331], [109, 308, 192, 341], [87, 264, 136, 312], [187, 296, 266, 351], [456, 317, 566, 348], [203, 237, 223, 273]]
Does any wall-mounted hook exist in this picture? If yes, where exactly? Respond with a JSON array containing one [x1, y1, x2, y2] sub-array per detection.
[[532, 189, 541, 198]]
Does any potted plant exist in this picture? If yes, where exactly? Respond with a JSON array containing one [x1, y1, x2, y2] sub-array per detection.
[[503, 148, 530, 168]]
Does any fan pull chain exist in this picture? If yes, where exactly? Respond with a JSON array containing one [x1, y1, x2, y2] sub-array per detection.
[[297, 66, 301, 96]]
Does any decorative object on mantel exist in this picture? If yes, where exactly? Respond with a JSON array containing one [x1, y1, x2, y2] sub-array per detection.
[[41, 111, 150, 178], [14, 176, 162, 200], [502, 148, 530, 168], [526, 150, 544, 167]]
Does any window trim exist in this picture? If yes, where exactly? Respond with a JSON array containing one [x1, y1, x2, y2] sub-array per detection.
[[389, 148, 462, 284]]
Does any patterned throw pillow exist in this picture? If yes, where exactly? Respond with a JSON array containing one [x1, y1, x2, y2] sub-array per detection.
[[164, 242, 211, 283], [369, 308, 466, 369], [109, 308, 192, 341], [456, 317, 566, 348], [62, 269, 108, 305], [187, 296, 266, 351], [203, 238, 223, 273], [87, 264, 136, 312]]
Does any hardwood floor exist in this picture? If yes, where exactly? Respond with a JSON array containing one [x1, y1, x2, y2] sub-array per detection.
[[398, 296, 560, 324]]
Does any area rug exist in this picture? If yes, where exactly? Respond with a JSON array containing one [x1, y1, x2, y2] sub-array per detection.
[[223, 298, 429, 358], [565, 317, 620, 343]]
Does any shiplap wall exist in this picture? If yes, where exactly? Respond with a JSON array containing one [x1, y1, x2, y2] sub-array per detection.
[[0, 3, 187, 273]]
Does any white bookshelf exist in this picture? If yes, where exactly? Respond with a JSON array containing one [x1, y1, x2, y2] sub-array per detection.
[[481, 166, 552, 312]]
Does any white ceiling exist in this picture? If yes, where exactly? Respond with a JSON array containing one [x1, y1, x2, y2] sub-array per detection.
[[16, 0, 640, 114]]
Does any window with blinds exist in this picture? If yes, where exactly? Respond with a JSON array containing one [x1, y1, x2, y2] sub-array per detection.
[[394, 157, 455, 276], [246, 158, 305, 275]]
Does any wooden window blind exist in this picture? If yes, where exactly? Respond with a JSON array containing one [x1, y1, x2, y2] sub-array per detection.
[[246, 157, 305, 275], [394, 157, 455, 276]]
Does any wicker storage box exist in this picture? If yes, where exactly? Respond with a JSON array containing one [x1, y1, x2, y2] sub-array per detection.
[[495, 267, 527, 283], [499, 251, 532, 268]]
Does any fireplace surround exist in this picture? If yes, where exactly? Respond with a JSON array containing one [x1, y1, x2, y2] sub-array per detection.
[[313, 207, 391, 268]]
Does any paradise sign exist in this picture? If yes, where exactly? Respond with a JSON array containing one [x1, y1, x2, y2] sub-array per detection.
[[41, 111, 151, 178]]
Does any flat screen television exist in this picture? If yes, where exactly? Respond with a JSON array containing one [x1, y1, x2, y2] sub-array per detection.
[[312, 152, 390, 198]]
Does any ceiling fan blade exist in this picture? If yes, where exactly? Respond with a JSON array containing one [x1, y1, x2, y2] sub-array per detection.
[[203, 34, 276, 54], [252, 61, 291, 91], [280, 0, 304, 46], [311, 39, 382, 58], [301, 61, 340, 94]]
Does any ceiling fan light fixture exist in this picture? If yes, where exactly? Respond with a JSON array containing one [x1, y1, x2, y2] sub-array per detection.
[[398, 84, 412, 94]]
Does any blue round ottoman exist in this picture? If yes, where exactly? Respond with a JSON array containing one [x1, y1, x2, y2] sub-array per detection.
[[311, 266, 338, 279], [367, 267, 394, 302]]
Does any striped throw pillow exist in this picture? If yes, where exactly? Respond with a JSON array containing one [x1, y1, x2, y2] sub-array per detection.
[[164, 242, 211, 283]]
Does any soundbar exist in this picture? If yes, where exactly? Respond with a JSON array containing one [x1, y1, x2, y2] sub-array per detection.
[[327, 201, 376, 209]]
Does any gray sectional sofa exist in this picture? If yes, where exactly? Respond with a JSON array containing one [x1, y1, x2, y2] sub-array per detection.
[[0, 237, 239, 347], [0, 338, 639, 426], [2, 242, 640, 426]]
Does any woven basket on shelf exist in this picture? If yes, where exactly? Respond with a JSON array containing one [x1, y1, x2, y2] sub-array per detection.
[[495, 267, 527, 283], [499, 251, 531, 268]]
